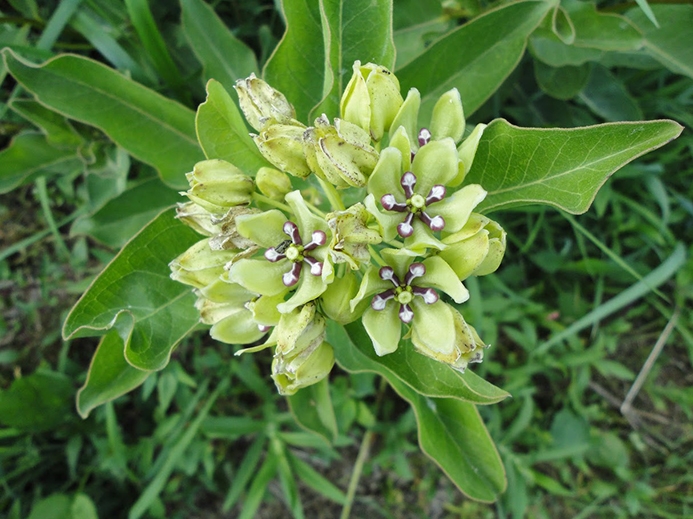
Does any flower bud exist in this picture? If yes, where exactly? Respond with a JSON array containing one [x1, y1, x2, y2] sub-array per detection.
[[272, 340, 335, 395], [234, 73, 296, 131], [340, 61, 403, 142], [389, 87, 421, 146], [169, 239, 237, 288], [254, 123, 312, 178], [304, 115, 379, 187], [430, 88, 465, 144], [326, 203, 382, 269], [185, 159, 254, 213], [439, 214, 506, 280], [320, 271, 361, 324], [255, 166, 292, 200]]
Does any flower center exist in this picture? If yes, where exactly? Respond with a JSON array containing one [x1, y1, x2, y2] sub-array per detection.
[[263, 221, 327, 286], [370, 263, 439, 323], [380, 171, 447, 238]]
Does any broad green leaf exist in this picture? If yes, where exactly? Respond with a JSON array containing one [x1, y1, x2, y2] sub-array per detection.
[[263, 0, 325, 122], [196, 79, 271, 173], [396, 0, 552, 120], [394, 18, 453, 70], [0, 369, 74, 432], [63, 209, 201, 371], [627, 5, 693, 79], [287, 377, 338, 443], [0, 132, 83, 194], [76, 329, 151, 418], [26, 494, 72, 519], [313, 0, 395, 118], [387, 375, 506, 502], [71, 177, 181, 248], [534, 61, 590, 100], [181, 0, 258, 91], [330, 321, 509, 405], [579, 65, 643, 121], [9, 99, 83, 148], [2, 49, 203, 188], [529, 27, 603, 67], [466, 118, 683, 214], [563, 0, 642, 52]]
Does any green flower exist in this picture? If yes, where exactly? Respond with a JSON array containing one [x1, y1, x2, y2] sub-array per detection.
[[227, 190, 333, 313], [184, 159, 254, 213], [326, 203, 382, 269], [169, 238, 237, 289], [351, 252, 468, 356], [365, 141, 487, 253]]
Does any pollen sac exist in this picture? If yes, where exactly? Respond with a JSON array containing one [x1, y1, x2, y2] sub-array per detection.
[[185, 159, 254, 213], [340, 61, 404, 142], [234, 73, 296, 131]]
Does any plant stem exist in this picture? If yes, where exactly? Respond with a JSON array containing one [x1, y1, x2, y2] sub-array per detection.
[[252, 192, 291, 213], [318, 177, 345, 211]]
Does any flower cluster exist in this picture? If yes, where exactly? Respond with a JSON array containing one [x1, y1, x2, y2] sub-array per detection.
[[170, 61, 506, 394]]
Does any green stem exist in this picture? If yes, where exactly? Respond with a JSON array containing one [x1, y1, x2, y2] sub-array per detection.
[[252, 192, 291, 213], [305, 200, 326, 218], [35, 176, 70, 260], [368, 245, 387, 267], [317, 177, 345, 211]]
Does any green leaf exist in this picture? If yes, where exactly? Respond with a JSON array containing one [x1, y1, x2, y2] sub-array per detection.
[[287, 452, 346, 505], [263, 0, 324, 122], [564, 0, 642, 52], [396, 0, 552, 120], [467, 118, 683, 214], [9, 99, 83, 148], [181, 0, 258, 91], [534, 61, 590, 100], [76, 328, 152, 418], [529, 27, 603, 67], [579, 65, 643, 121], [0, 132, 83, 194], [387, 375, 506, 502], [394, 18, 452, 70], [26, 494, 72, 519], [313, 0, 396, 118], [195, 79, 270, 173], [70, 177, 181, 248], [0, 369, 74, 432], [2, 49, 203, 189], [330, 321, 509, 405], [63, 209, 201, 371], [287, 377, 338, 443], [627, 4, 693, 79]]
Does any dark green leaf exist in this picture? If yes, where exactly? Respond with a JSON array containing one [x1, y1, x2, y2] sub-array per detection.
[[579, 65, 643, 121], [63, 209, 201, 371], [534, 61, 590, 100], [2, 49, 203, 188], [9, 99, 83, 147], [468, 118, 683, 214]]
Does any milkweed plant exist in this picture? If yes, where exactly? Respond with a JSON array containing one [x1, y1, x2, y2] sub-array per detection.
[[40, 0, 683, 506]]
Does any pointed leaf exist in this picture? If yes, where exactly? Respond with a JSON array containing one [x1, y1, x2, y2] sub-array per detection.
[[76, 328, 152, 418], [195, 79, 271, 174], [330, 321, 509, 405], [396, 0, 552, 120], [287, 377, 338, 443], [467, 118, 683, 214], [181, 0, 259, 91], [9, 99, 83, 148], [63, 209, 201, 371], [2, 49, 203, 189], [387, 375, 506, 502]]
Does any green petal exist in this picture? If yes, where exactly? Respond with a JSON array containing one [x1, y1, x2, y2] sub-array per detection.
[[227, 258, 288, 296], [403, 220, 446, 255], [277, 263, 330, 313], [442, 213, 489, 244], [388, 125, 412, 173], [364, 194, 401, 242], [390, 87, 421, 146], [362, 305, 401, 356], [209, 307, 265, 345], [285, 190, 329, 238], [350, 265, 390, 311], [250, 293, 285, 326], [472, 220, 506, 276], [421, 256, 469, 304], [438, 231, 490, 281], [411, 300, 455, 361], [367, 147, 403, 202], [430, 184, 487, 234], [411, 138, 458, 196], [430, 88, 465, 143], [451, 123, 486, 187], [236, 210, 288, 248], [199, 278, 255, 304]]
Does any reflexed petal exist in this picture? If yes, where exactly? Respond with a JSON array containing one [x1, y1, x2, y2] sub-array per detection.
[[362, 305, 401, 356], [209, 306, 266, 345], [451, 123, 486, 187], [285, 190, 330, 238], [227, 258, 289, 296], [364, 194, 401, 242], [472, 220, 506, 276], [402, 220, 446, 255], [236, 210, 288, 248], [198, 278, 255, 304], [411, 138, 458, 196], [442, 213, 489, 244], [438, 231, 490, 281], [388, 125, 412, 173], [430, 88, 465, 143], [277, 263, 329, 313], [421, 256, 469, 304], [350, 265, 391, 311], [429, 184, 486, 234], [367, 147, 404, 202], [410, 300, 455, 361], [249, 293, 285, 326], [390, 87, 421, 146]]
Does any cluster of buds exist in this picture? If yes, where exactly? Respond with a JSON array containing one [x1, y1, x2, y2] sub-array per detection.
[[170, 61, 507, 394]]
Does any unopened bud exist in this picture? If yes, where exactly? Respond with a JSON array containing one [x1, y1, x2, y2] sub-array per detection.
[[256, 167, 292, 200], [169, 239, 236, 288], [320, 271, 361, 324], [272, 340, 335, 395], [254, 124, 312, 178], [234, 73, 296, 131], [185, 159, 254, 213]]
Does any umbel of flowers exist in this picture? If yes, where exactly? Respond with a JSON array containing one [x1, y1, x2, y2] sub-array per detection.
[[170, 61, 506, 395]]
